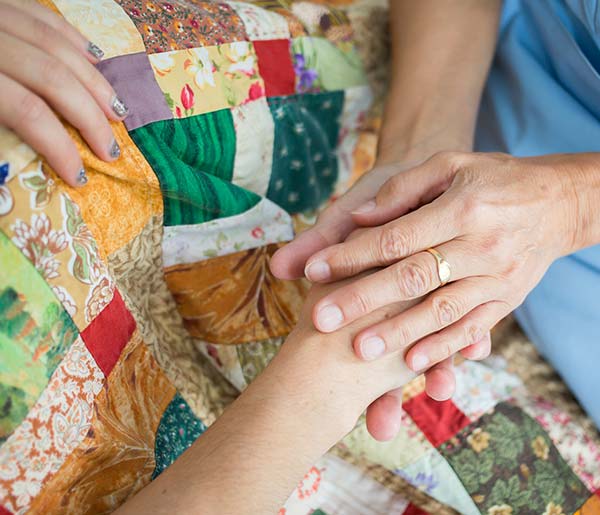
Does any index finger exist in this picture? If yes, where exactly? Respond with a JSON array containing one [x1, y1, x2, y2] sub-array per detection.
[[304, 195, 460, 282]]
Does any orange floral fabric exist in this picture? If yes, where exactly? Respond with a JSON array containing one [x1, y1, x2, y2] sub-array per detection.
[[29, 332, 175, 514], [164, 243, 309, 344]]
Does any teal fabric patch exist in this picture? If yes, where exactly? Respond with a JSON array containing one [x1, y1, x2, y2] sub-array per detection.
[[130, 111, 260, 226], [266, 92, 344, 213], [152, 392, 206, 479]]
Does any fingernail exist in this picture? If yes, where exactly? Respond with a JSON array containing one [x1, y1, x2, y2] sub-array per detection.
[[111, 96, 129, 118], [411, 354, 429, 371], [316, 304, 344, 332], [110, 140, 121, 159], [87, 41, 105, 61], [76, 167, 88, 186], [305, 260, 331, 281], [352, 200, 376, 215], [360, 336, 385, 360]]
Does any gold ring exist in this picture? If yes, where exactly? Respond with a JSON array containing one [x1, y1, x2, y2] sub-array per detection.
[[425, 248, 451, 287]]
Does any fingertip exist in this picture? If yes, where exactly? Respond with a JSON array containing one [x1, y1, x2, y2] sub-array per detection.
[[366, 393, 403, 442], [269, 245, 304, 280], [424, 366, 456, 401], [86, 41, 105, 63], [304, 259, 331, 282], [312, 301, 344, 333], [354, 334, 386, 361]]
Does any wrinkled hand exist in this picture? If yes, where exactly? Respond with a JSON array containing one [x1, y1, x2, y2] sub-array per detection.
[[0, 0, 129, 186], [271, 155, 486, 407], [301, 151, 580, 382]]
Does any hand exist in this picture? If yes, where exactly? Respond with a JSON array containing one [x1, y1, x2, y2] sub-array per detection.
[[270, 145, 483, 437], [302, 151, 582, 380], [283, 275, 419, 441], [0, 0, 129, 186]]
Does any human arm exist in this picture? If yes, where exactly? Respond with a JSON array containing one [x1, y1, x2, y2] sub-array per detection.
[[115, 281, 417, 515], [0, 0, 128, 186]]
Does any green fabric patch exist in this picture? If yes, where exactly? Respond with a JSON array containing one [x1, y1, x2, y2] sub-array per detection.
[[292, 37, 367, 92], [267, 92, 344, 214], [152, 392, 206, 479], [130, 111, 260, 226], [0, 231, 78, 443], [440, 402, 589, 515]]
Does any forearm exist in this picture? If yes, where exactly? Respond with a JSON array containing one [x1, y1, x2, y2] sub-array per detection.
[[116, 288, 417, 515], [379, 0, 502, 162]]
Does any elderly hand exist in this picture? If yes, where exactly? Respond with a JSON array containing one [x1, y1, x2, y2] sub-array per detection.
[[301, 151, 588, 381], [0, 0, 129, 186]]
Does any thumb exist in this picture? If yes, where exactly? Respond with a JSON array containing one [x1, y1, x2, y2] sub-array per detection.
[[351, 151, 463, 227], [365, 388, 403, 442]]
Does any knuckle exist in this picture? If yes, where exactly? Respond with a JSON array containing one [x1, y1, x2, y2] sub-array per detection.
[[465, 324, 485, 346], [378, 225, 412, 262], [17, 93, 48, 125], [432, 295, 463, 326], [380, 175, 404, 200], [346, 289, 372, 317], [34, 19, 58, 51], [40, 57, 69, 89], [393, 323, 414, 349], [394, 261, 430, 298], [433, 338, 454, 362]]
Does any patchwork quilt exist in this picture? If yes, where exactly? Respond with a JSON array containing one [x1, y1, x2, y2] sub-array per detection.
[[0, 1, 598, 514]]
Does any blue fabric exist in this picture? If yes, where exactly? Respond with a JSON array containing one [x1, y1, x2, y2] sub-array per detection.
[[475, 0, 600, 426]]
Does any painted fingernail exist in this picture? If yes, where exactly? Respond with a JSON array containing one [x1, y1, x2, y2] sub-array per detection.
[[87, 41, 105, 61], [110, 140, 121, 159], [76, 167, 88, 186], [305, 260, 331, 281], [316, 304, 344, 332], [352, 200, 376, 215], [411, 354, 429, 371], [111, 96, 129, 118], [360, 336, 385, 360]]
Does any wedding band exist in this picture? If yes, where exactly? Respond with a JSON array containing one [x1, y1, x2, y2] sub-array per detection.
[[426, 248, 451, 287]]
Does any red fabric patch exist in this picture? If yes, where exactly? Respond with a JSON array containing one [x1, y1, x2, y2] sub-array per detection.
[[403, 503, 429, 515], [81, 289, 136, 377], [402, 391, 471, 447], [253, 39, 295, 97], [0, 506, 13, 515]]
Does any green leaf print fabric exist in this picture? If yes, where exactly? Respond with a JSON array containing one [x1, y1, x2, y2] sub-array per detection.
[[440, 402, 589, 515], [0, 231, 77, 443]]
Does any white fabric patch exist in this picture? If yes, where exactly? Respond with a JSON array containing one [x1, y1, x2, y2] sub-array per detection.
[[162, 198, 294, 267], [227, 1, 290, 40], [231, 97, 275, 197], [283, 454, 410, 515], [452, 359, 523, 420]]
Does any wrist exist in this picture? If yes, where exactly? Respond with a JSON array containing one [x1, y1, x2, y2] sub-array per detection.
[[376, 113, 473, 166], [559, 154, 600, 255]]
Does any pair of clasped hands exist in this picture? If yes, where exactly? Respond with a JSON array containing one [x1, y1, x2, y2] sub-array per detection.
[[2, 0, 582, 443]]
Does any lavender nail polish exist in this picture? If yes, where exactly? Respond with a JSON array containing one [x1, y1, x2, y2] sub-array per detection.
[[111, 96, 129, 118], [76, 168, 88, 186], [87, 41, 105, 61], [110, 140, 121, 159]]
